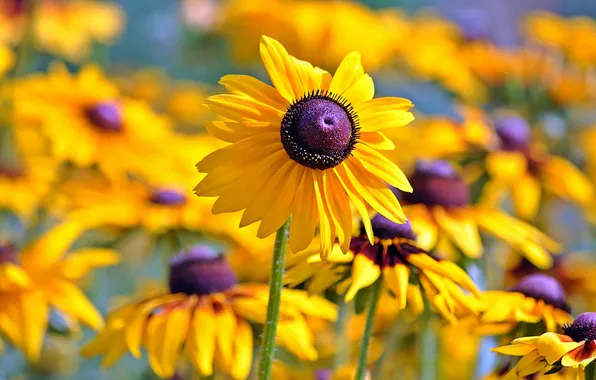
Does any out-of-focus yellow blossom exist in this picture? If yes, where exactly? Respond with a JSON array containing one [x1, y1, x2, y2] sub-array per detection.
[[115, 68, 214, 129], [0, 44, 14, 76], [0, 0, 124, 62], [523, 12, 567, 48], [219, 0, 407, 71], [14, 64, 173, 183], [479, 115, 593, 221], [0, 127, 56, 217], [81, 245, 337, 379], [384, 106, 494, 169], [0, 221, 119, 362]]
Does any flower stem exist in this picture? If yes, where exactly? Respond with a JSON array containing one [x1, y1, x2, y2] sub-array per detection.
[[420, 301, 437, 380], [355, 277, 382, 380], [586, 361, 596, 380], [257, 218, 290, 380]]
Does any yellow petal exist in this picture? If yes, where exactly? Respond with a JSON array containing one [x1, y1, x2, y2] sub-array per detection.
[[537, 332, 583, 364], [219, 74, 289, 111], [205, 94, 284, 123], [492, 344, 538, 356], [353, 143, 412, 191], [187, 302, 216, 377], [542, 156, 594, 206], [356, 97, 415, 132], [56, 248, 120, 279], [328, 51, 364, 96], [146, 312, 168, 377], [358, 132, 395, 150], [320, 170, 352, 253], [204, 120, 278, 143], [433, 207, 482, 258], [21, 221, 84, 271], [160, 306, 192, 377], [44, 279, 104, 330], [214, 304, 237, 369], [231, 318, 253, 379], [382, 264, 409, 309], [341, 73, 374, 106], [259, 35, 304, 102], [19, 291, 49, 362], [345, 255, 381, 302], [312, 171, 335, 259], [289, 171, 318, 254], [512, 175, 542, 220], [485, 151, 527, 180]]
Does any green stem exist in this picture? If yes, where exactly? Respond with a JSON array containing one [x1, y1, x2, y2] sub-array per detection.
[[332, 297, 352, 370], [257, 218, 290, 380], [355, 277, 382, 380], [420, 302, 437, 380], [586, 361, 596, 380]]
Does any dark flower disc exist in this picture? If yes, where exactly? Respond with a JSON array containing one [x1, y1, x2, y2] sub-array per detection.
[[365, 214, 416, 241], [281, 91, 359, 170], [511, 273, 570, 312], [149, 188, 187, 206], [494, 115, 531, 152], [397, 159, 470, 207], [85, 102, 123, 132], [564, 312, 596, 342], [168, 245, 237, 295], [0, 243, 18, 264]]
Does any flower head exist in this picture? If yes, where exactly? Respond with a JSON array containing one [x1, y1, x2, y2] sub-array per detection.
[[286, 214, 479, 323], [477, 274, 572, 334], [196, 35, 414, 257], [81, 244, 337, 379], [493, 312, 596, 378], [0, 222, 119, 362], [400, 159, 560, 267]]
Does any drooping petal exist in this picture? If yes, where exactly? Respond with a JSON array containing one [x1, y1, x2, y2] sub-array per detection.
[[433, 207, 482, 258], [382, 264, 409, 310], [187, 301, 216, 377], [214, 303, 237, 369], [320, 170, 352, 253], [231, 318, 253, 380], [345, 255, 381, 302], [289, 171, 318, 254], [312, 171, 336, 259], [160, 305, 192, 377], [536, 332, 583, 364]]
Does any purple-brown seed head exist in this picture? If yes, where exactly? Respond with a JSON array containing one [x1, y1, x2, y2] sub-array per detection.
[[0, 243, 18, 264], [85, 102, 123, 132], [495, 115, 531, 151], [365, 214, 416, 241], [168, 245, 237, 295], [564, 312, 596, 342], [149, 188, 187, 206], [511, 274, 570, 312], [398, 160, 470, 207], [281, 92, 358, 170]]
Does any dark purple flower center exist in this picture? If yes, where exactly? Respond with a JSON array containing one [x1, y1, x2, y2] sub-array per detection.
[[564, 313, 596, 342], [0, 162, 24, 179], [149, 189, 187, 206], [0, 244, 18, 264], [397, 160, 470, 207], [511, 274, 570, 312], [85, 102, 123, 132], [350, 234, 426, 269], [364, 214, 416, 241], [315, 369, 332, 380], [168, 245, 237, 295], [281, 92, 359, 170], [495, 115, 531, 152], [5, 0, 26, 16]]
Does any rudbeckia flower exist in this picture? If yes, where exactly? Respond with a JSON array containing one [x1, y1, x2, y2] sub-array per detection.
[[0, 221, 119, 362], [480, 115, 593, 220], [196, 35, 415, 257], [285, 214, 479, 323], [14, 64, 172, 183], [492, 312, 596, 378], [81, 245, 337, 379], [476, 274, 572, 334], [398, 159, 560, 267]]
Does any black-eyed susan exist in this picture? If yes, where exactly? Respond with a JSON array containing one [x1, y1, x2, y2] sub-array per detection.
[[0, 221, 119, 362], [14, 64, 172, 183], [397, 159, 560, 268], [196, 35, 414, 257], [492, 312, 596, 378], [81, 245, 337, 379], [480, 115, 593, 221], [285, 214, 479, 323], [506, 253, 596, 311], [476, 274, 572, 334]]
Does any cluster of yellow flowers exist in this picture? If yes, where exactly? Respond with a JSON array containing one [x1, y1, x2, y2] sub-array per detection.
[[2, 1, 596, 380]]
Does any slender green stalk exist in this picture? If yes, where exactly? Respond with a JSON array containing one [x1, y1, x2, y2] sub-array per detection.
[[420, 302, 437, 380], [257, 218, 291, 380], [355, 277, 383, 380], [586, 361, 596, 380], [332, 296, 352, 370]]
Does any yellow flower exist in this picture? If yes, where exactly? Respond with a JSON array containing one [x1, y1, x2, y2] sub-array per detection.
[[475, 274, 572, 334], [523, 12, 567, 48], [0, 221, 119, 362], [220, 0, 406, 72], [80, 245, 337, 379], [399, 160, 559, 267], [480, 115, 593, 221], [492, 312, 596, 378], [0, 127, 57, 217], [196, 35, 414, 257], [33, 0, 125, 62], [285, 214, 479, 323], [0, 44, 13, 76], [14, 64, 173, 183]]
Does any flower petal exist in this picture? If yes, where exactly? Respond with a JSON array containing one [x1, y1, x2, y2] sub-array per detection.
[[345, 255, 381, 302], [259, 35, 304, 102]]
